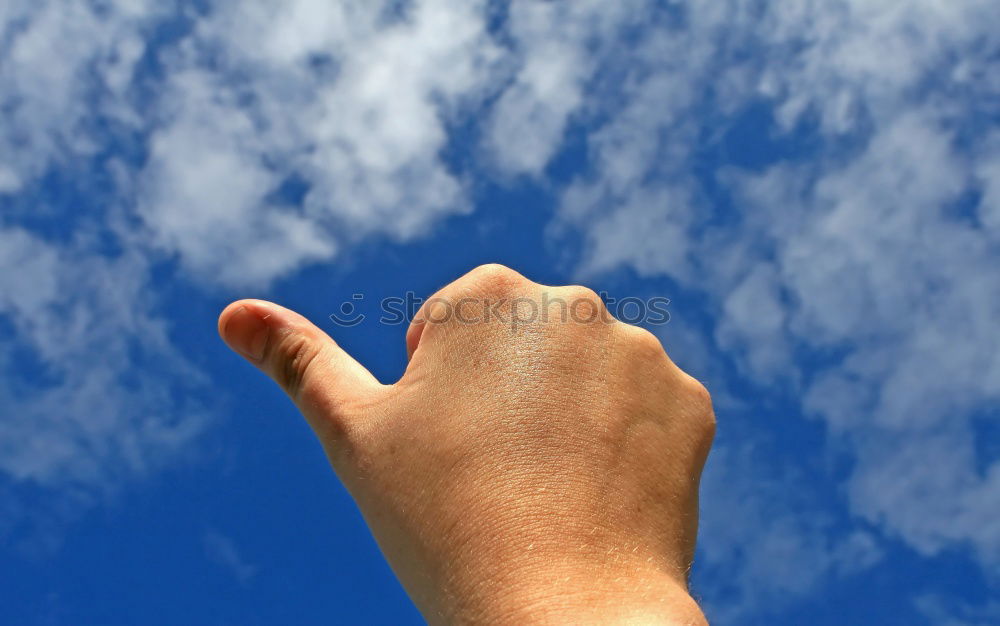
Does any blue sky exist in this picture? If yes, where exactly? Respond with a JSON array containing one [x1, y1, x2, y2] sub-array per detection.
[[1, 1, 998, 624]]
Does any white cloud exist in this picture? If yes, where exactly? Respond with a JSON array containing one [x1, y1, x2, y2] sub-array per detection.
[[137, 69, 338, 288], [0, 228, 204, 485], [698, 443, 882, 621], [203, 528, 258, 585], [976, 133, 1000, 233], [137, 0, 504, 286], [3, 0, 506, 287], [731, 110, 1000, 563], [0, 0, 160, 195], [916, 594, 1000, 626], [0, 227, 205, 548], [715, 262, 791, 383], [483, 1, 606, 175]]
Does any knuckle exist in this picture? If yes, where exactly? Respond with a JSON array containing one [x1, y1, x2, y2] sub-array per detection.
[[562, 285, 604, 307], [682, 376, 716, 436], [683, 375, 713, 410], [466, 263, 524, 296], [619, 325, 674, 369], [697, 408, 717, 447], [271, 330, 322, 400], [625, 325, 666, 358], [560, 285, 608, 323]]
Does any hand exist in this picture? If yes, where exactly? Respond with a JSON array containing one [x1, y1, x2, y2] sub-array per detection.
[[219, 264, 715, 624]]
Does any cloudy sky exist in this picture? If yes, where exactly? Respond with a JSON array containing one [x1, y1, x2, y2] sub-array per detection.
[[1, 1, 998, 624]]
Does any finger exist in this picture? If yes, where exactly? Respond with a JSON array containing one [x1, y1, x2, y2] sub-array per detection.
[[218, 299, 381, 437]]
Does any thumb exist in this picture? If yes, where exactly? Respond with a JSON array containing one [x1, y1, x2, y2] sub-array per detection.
[[218, 299, 381, 438]]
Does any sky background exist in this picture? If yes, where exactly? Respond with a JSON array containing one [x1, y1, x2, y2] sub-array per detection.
[[1, 1, 998, 624]]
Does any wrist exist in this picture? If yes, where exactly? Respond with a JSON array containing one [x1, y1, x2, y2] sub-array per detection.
[[443, 556, 707, 625], [497, 578, 705, 625]]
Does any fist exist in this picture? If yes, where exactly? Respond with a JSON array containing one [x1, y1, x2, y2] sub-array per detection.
[[219, 264, 714, 624]]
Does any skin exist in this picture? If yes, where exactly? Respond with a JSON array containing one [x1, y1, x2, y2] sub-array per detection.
[[218, 264, 715, 625]]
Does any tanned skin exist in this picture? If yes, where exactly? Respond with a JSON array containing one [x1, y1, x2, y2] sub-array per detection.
[[219, 264, 714, 625]]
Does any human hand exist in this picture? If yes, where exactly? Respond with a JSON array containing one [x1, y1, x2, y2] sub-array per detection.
[[219, 264, 714, 624]]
